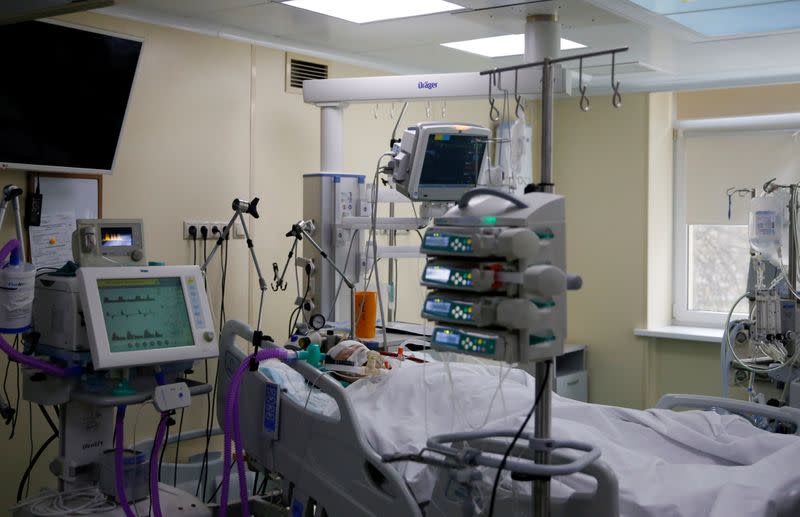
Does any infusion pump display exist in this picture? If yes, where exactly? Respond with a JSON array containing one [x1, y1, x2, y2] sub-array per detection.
[[78, 266, 218, 369]]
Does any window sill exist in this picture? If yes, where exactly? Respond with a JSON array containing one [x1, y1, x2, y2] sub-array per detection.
[[634, 325, 723, 343]]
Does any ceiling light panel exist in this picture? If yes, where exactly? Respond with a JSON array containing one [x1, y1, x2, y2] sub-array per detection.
[[282, 0, 463, 24], [442, 34, 586, 58]]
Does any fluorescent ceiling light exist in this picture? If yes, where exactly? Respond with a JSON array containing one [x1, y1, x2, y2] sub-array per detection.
[[442, 34, 585, 58], [282, 0, 463, 24]]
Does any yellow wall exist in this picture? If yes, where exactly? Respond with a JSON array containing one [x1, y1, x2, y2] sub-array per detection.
[[677, 84, 800, 119], [550, 93, 651, 408], [0, 12, 488, 509]]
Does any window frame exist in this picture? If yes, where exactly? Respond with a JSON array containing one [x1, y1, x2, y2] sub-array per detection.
[[672, 113, 800, 328]]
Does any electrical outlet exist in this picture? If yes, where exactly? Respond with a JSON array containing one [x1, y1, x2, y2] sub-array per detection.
[[183, 220, 244, 240]]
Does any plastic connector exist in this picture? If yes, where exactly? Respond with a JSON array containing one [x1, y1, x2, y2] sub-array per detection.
[[297, 343, 322, 368], [188, 225, 197, 239], [200, 225, 209, 239]]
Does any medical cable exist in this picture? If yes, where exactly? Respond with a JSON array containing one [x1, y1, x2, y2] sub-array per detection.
[[16, 430, 57, 503], [327, 229, 359, 323], [361, 154, 393, 348], [725, 290, 800, 374], [26, 402, 32, 498], [204, 458, 236, 504], [288, 280, 311, 337], [173, 408, 184, 487], [201, 225, 209, 291], [442, 358, 516, 431], [10, 487, 116, 516], [487, 360, 551, 517], [722, 320, 748, 398], [158, 413, 172, 484], [197, 236, 229, 497]]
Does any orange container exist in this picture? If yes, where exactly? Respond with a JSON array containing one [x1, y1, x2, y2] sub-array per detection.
[[354, 290, 377, 339]]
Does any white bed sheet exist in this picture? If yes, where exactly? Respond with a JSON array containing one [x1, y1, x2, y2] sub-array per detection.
[[259, 359, 800, 517]]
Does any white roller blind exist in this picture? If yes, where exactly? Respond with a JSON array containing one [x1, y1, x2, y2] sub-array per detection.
[[684, 131, 800, 225]]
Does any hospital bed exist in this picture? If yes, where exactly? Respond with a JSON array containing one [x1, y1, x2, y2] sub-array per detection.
[[217, 321, 800, 517]]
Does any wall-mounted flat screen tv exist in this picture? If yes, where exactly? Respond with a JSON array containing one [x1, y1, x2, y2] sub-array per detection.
[[0, 21, 142, 174]]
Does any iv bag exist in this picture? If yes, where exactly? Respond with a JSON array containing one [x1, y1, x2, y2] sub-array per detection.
[[749, 191, 789, 266], [509, 118, 532, 190]]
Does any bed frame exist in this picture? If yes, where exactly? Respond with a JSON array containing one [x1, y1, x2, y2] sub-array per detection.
[[216, 321, 620, 517]]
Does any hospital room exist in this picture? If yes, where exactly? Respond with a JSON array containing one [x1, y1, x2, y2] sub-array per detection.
[[3, 0, 800, 515]]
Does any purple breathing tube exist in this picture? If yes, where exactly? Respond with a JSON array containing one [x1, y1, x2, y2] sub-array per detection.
[[219, 347, 294, 517], [149, 412, 170, 517], [115, 406, 136, 517]]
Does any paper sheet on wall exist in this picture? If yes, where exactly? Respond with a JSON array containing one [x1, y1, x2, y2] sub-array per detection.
[[29, 213, 76, 269]]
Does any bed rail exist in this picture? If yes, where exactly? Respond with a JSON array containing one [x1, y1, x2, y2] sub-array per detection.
[[656, 394, 800, 435], [217, 320, 421, 517], [425, 435, 619, 517]]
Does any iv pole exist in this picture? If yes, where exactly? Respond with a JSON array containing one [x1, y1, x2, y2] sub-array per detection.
[[285, 220, 358, 339], [201, 197, 271, 362]]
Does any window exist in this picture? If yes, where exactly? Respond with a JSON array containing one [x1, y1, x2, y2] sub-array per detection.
[[673, 117, 800, 327]]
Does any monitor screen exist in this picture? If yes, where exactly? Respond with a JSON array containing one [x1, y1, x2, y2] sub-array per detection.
[[0, 21, 142, 172], [101, 227, 134, 247], [418, 133, 487, 188], [98, 277, 194, 353]]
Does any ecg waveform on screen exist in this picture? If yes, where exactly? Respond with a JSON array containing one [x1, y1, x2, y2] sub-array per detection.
[[103, 295, 155, 303], [100, 281, 194, 353], [110, 330, 165, 342]]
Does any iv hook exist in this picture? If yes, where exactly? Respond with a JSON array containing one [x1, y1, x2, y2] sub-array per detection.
[[488, 70, 501, 122], [611, 52, 622, 108], [578, 57, 590, 112], [514, 69, 525, 118]]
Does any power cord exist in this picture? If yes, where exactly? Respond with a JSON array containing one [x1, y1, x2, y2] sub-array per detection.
[[200, 225, 209, 291], [487, 361, 552, 517], [173, 408, 184, 487]]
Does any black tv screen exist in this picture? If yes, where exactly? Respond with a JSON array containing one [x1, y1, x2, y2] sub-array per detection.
[[0, 21, 142, 173]]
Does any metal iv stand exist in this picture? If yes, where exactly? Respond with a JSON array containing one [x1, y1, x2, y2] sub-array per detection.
[[480, 46, 628, 517], [0, 184, 25, 425], [0, 184, 26, 261], [201, 198, 271, 363], [284, 220, 358, 339]]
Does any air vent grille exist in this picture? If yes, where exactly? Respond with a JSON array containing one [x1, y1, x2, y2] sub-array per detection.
[[288, 57, 328, 91]]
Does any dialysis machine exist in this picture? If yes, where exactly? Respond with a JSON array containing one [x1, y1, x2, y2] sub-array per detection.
[[726, 182, 800, 411], [12, 220, 217, 516], [299, 122, 491, 326]]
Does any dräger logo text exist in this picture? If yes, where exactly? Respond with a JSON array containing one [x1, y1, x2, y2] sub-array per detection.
[[418, 81, 438, 90]]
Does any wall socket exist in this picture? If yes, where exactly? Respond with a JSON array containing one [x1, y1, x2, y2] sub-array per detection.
[[183, 220, 245, 240]]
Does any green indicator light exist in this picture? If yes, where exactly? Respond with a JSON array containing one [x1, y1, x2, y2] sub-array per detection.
[[481, 216, 497, 225]]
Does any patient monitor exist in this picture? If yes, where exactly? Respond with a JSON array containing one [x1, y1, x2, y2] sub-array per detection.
[[77, 265, 218, 369], [73, 218, 147, 267], [390, 122, 490, 201]]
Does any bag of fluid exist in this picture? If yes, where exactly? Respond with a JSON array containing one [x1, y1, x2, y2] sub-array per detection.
[[749, 191, 789, 266]]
